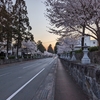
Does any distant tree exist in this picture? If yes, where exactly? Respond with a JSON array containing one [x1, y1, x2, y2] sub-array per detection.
[[47, 44, 54, 53], [13, 0, 32, 57], [30, 34, 34, 41], [58, 34, 80, 51], [0, 0, 33, 58], [22, 40, 37, 55], [54, 42, 59, 54], [0, 0, 13, 54], [37, 40, 46, 53]]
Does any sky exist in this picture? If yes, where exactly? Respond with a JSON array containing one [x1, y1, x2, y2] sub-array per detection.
[[22, 0, 60, 49]]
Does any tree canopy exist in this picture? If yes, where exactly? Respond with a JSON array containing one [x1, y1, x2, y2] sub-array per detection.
[[45, 0, 100, 49], [0, 0, 33, 57], [54, 42, 60, 54], [37, 40, 46, 53], [47, 44, 54, 53]]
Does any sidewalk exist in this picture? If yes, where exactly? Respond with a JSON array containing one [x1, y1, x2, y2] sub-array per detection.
[[55, 59, 90, 100]]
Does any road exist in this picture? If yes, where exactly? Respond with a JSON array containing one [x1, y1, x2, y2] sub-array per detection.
[[0, 57, 57, 100]]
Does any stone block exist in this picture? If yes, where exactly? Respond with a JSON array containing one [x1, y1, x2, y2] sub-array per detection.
[[96, 70, 100, 84], [88, 67, 96, 78]]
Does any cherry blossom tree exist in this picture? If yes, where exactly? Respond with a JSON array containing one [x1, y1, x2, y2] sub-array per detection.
[[21, 40, 37, 56], [57, 34, 80, 53], [45, 0, 100, 49], [57, 44, 67, 54]]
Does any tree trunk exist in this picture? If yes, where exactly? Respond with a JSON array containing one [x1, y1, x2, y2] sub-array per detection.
[[97, 31, 100, 50], [81, 25, 85, 50], [7, 33, 9, 55], [98, 41, 100, 50], [16, 0, 21, 59], [95, 21, 100, 50], [16, 35, 19, 58]]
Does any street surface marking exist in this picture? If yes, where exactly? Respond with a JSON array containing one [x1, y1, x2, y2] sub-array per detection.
[[23, 64, 34, 69], [6, 68, 45, 100], [23, 63, 48, 69], [0, 73, 9, 77], [49, 60, 54, 65], [18, 77, 22, 79], [48, 57, 57, 65]]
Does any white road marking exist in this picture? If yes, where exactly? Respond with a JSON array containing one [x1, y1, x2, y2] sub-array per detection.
[[23, 63, 48, 69], [23, 64, 34, 69], [48, 57, 57, 65], [49, 60, 54, 65], [6, 68, 45, 100], [0, 73, 9, 77], [18, 77, 22, 79]]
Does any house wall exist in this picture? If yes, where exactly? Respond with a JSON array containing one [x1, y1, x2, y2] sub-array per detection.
[[75, 36, 98, 48], [90, 40, 98, 47]]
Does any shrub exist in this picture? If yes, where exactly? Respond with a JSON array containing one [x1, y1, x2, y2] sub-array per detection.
[[8, 56, 15, 59], [0, 56, 5, 59], [18, 56, 22, 58], [88, 46, 99, 52], [23, 56, 27, 59], [75, 49, 82, 53]]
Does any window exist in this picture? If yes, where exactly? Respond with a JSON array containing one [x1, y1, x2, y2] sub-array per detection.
[[93, 41, 95, 44]]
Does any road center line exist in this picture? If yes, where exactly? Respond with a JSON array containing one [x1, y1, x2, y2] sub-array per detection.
[[6, 68, 45, 100], [49, 57, 57, 65], [23, 64, 34, 69], [49, 60, 54, 65]]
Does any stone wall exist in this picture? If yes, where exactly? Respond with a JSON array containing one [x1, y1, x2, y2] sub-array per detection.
[[89, 51, 100, 64], [61, 59, 100, 100], [75, 50, 100, 64]]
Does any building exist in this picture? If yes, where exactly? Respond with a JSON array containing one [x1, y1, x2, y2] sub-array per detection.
[[84, 36, 98, 47], [57, 36, 98, 54], [76, 36, 98, 47]]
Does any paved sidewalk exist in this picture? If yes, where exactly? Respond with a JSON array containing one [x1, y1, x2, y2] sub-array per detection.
[[55, 59, 90, 100]]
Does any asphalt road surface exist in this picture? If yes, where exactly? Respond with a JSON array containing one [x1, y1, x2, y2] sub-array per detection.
[[0, 57, 57, 100]]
